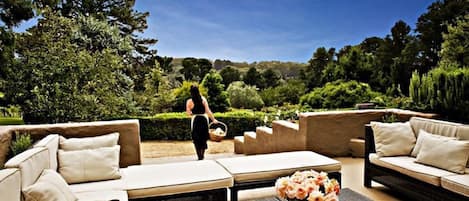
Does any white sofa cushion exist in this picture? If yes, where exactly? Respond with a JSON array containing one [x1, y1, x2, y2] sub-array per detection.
[[215, 151, 341, 182], [0, 169, 21, 201], [59, 132, 119, 151], [123, 160, 233, 199], [22, 169, 77, 201], [370, 122, 416, 157], [69, 172, 126, 193], [411, 129, 457, 157], [409, 117, 461, 138], [369, 153, 456, 186], [441, 174, 469, 197], [416, 136, 469, 174], [5, 147, 50, 189], [74, 190, 128, 201], [58, 146, 121, 184], [34, 134, 60, 171]]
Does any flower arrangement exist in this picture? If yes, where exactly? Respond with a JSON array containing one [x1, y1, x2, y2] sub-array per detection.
[[275, 170, 340, 201]]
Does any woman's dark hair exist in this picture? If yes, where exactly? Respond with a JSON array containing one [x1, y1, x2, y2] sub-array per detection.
[[190, 84, 202, 103]]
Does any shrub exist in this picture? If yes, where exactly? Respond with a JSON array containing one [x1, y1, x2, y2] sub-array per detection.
[[11, 132, 32, 156], [227, 81, 264, 110], [136, 110, 263, 140], [260, 79, 306, 106], [201, 71, 230, 112], [172, 81, 207, 111], [410, 67, 469, 122], [300, 80, 380, 109]]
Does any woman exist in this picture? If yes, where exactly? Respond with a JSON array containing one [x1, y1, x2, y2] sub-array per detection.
[[186, 84, 218, 160]]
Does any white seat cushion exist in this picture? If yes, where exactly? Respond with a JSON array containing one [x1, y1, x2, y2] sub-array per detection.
[[123, 160, 233, 199], [369, 154, 457, 186], [441, 174, 469, 197], [0, 169, 21, 201], [75, 190, 128, 201], [215, 151, 341, 183], [69, 173, 126, 193]]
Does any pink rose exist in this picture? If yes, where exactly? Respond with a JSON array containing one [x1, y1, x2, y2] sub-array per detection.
[[308, 191, 325, 201], [324, 192, 339, 201], [295, 185, 308, 200]]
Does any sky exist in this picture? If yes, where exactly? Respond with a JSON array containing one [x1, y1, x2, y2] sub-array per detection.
[[133, 0, 436, 63]]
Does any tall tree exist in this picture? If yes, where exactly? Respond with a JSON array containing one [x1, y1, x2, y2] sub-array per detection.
[[201, 71, 229, 112], [243, 67, 261, 87], [180, 57, 197, 81], [219, 66, 241, 88], [156, 56, 174, 73], [439, 14, 469, 67], [301, 47, 335, 91], [416, 0, 469, 72], [0, 0, 34, 28], [197, 58, 213, 80], [261, 68, 281, 88]]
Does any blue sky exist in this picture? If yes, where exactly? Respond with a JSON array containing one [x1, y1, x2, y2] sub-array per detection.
[[134, 0, 435, 63]]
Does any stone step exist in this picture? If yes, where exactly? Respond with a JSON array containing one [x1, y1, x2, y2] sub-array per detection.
[[243, 131, 258, 155], [234, 136, 244, 154], [255, 126, 275, 154], [272, 120, 304, 152]]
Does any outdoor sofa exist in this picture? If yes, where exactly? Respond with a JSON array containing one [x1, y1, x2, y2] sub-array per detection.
[[364, 117, 469, 201], [0, 119, 342, 201]]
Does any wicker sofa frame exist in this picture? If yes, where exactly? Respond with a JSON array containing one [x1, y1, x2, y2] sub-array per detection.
[[364, 125, 467, 201]]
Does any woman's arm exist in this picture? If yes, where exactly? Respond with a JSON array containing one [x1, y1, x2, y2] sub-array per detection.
[[186, 99, 193, 117], [202, 97, 218, 123]]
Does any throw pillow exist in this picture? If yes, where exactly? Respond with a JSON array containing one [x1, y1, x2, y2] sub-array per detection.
[[58, 145, 121, 184], [415, 137, 469, 174], [22, 169, 77, 201], [59, 132, 119, 151], [411, 129, 457, 157], [371, 121, 416, 157]]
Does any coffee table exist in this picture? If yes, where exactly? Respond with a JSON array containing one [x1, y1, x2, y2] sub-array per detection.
[[253, 188, 373, 201]]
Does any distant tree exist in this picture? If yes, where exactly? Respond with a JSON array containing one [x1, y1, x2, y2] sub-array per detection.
[[334, 46, 374, 83], [172, 81, 207, 111], [301, 47, 334, 90], [219, 66, 241, 88], [416, 0, 469, 72], [180, 57, 197, 81], [261, 68, 281, 88], [201, 71, 229, 112], [197, 58, 213, 80], [227, 81, 264, 110], [213, 59, 233, 70], [156, 56, 174, 73], [243, 67, 261, 87], [360, 37, 383, 54]]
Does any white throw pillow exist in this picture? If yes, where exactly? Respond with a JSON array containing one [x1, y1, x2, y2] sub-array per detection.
[[59, 132, 119, 151], [22, 169, 77, 201], [415, 137, 469, 174], [371, 121, 416, 157], [411, 129, 457, 157], [58, 146, 121, 184]]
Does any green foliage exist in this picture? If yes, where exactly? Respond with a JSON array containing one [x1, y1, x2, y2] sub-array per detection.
[[0, 117, 24, 125], [201, 71, 229, 112], [301, 47, 335, 90], [0, 0, 34, 28], [440, 14, 469, 68], [17, 13, 137, 123], [227, 81, 264, 110], [219, 66, 241, 88], [172, 81, 208, 111], [11, 132, 32, 156], [137, 110, 263, 140], [260, 79, 305, 106], [180, 57, 213, 81], [261, 69, 281, 88], [410, 66, 469, 122], [243, 67, 261, 87], [300, 80, 380, 109]]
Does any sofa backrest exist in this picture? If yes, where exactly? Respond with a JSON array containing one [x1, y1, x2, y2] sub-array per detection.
[[0, 168, 21, 201], [1, 119, 140, 168], [409, 117, 462, 138], [456, 126, 469, 140], [5, 147, 50, 190], [33, 134, 59, 171]]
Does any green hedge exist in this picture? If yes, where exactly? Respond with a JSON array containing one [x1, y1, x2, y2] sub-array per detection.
[[0, 117, 24, 125], [136, 110, 263, 141]]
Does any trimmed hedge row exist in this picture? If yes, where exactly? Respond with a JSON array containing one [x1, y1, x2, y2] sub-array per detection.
[[0, 117, 24, 125], [136, 110, 263, 141]]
